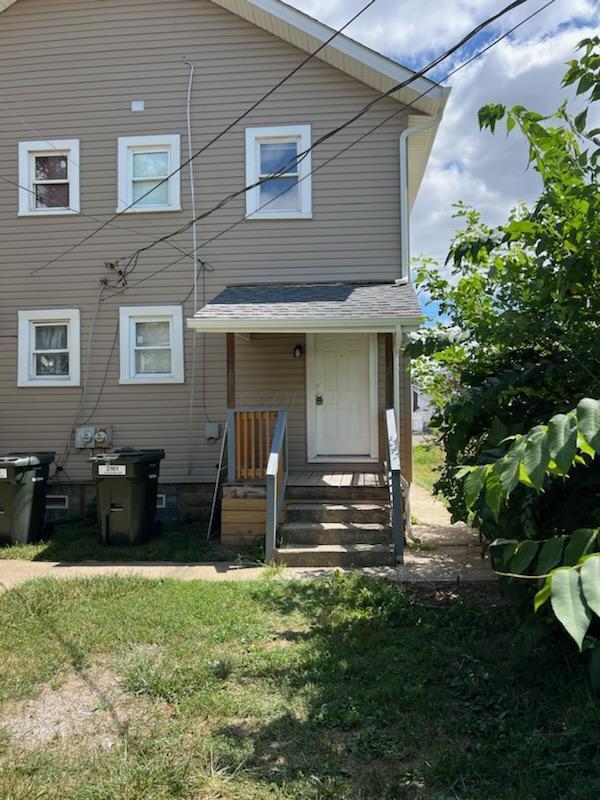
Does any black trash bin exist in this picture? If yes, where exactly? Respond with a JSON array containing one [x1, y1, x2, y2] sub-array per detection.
[[90, 449, 165, 545], [0, 452, 56, 545]]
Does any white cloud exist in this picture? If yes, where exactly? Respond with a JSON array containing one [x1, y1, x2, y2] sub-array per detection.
[[286, 0, 599, 265]]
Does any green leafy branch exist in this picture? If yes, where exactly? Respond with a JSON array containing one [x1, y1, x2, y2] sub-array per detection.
[[461, 398, 600, 518], [490, 534, 600, 653]]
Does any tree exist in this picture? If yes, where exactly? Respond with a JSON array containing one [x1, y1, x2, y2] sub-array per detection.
[[407, 37, 600, 538], [406, 37, 600, 678]]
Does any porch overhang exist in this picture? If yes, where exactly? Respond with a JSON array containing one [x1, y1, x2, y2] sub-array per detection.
[[186, 281, 423, 334]]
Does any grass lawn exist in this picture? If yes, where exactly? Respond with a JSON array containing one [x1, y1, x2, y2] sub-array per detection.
[[413, 440, 445, 494], [0, 519, 254, 563], [0, 574, 598, 799]]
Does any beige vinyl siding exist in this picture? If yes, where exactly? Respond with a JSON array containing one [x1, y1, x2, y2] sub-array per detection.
[[0, 0, 411, 483], [235, 333, 413, 477]]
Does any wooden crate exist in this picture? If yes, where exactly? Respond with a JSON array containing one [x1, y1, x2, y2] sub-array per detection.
[[221, 494, 286, 545]]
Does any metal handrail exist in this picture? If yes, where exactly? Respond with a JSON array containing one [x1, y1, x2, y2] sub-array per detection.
[[265, 410, 289, 562], [385, 408, 405, 565]]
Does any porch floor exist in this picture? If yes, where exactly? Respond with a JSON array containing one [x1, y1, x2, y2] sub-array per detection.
[[287, 471, 387, 489]]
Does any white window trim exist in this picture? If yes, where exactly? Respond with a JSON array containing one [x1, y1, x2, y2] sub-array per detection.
[[116, 135, 181, 213], [119, 305, 185, 385], [46, 495, 69, 510], [17, 309, 81, 388], [18, 139, 80, 216], [245, 125, 312, 220]]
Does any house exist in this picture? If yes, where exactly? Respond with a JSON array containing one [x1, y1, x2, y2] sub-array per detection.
[[0, 0, 449, 565], [412, 386, 433, 433]]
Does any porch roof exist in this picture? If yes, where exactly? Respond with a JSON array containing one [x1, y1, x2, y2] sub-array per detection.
[[187, 281, 423, 333]]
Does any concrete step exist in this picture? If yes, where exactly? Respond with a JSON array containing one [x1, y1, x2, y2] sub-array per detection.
[[286, 502, 390, 525], [275, 544, 395, 568], [287, 485, 389, 502], [281, 521, 391, 546]]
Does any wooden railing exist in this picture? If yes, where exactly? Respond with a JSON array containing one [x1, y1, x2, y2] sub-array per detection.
[[385, 408, 405, 565], [226, 408, 278, 482], [265, 411, 289, 562], [225, 407, 288, 561]]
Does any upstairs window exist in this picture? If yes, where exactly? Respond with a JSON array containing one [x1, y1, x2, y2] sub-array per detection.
[[17, 309, 81, 387], [117, 135, 181, 212], [119, 306, 184, 384], [18, 140, 80, 216], [245, 125, 312, 219]]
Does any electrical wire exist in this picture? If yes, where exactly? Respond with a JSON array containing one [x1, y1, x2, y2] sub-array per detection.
[[0, 99, 190, 248], [93, 0, 530, 270], [184, 58, 204, 476], [104, 0, 555, 302], [0, 174, 192, 257], [55, 285, 105, 474], [28, 0, 382, 274], [53, 0, 552, 439]]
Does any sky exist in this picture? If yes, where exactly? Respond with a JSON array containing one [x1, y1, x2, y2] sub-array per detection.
[[285, 0, 599, 282]]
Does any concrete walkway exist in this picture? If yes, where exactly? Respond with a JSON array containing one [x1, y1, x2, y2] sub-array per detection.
[[0, 485, 493, 590], [403, 484, 492, 582]]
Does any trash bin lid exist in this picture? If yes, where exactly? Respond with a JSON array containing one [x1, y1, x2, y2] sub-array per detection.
[[89, 449, 165, 464], [0, 452, 56, 467]]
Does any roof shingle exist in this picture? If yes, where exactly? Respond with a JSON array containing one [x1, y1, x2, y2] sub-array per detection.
[[193, 281, 422, 322]]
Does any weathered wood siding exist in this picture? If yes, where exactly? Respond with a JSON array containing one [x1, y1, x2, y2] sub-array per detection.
[[0, 0, 411, 483]]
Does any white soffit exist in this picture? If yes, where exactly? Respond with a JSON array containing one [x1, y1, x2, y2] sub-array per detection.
[[211, 0, 449, 117], [407, 114, 440, 209]]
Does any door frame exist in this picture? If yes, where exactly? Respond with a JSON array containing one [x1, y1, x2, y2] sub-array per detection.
[[306, 332, 379, 463]]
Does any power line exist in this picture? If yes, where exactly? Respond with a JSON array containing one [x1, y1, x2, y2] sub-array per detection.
[[66, 0, 553, 446], [104, 0, 550, 300], [28, 0, 382, 274], [95, 0, 529, 270], [0, 175, 192, 258], [0, 101, 187, 248]]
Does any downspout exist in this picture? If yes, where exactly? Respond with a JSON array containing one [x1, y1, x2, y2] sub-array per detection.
[[399, 113, 442, 281], [398, 114, 441, 542]]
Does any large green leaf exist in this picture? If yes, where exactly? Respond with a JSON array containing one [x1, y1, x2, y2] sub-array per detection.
[[550, 568, 592, 650], [537, 537, 566, 575], [485, 472, 504, 520], [509, 540, 540, 574], [577, 398, 600, 451], [489, 538, 517, 571], [547, 413, 578, 474], [564, 529, 598, 566], [495, 444, 523, 496], [464, 467, 487, 510], [522, 426, 550, 490], [580, 555, 600, 616]]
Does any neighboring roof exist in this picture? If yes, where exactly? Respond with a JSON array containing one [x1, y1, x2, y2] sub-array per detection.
[[188, 281, 423, 333]]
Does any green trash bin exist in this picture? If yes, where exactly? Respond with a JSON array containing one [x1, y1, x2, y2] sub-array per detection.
[[90, 449, 165, 545], [0, 452, 56, 545]]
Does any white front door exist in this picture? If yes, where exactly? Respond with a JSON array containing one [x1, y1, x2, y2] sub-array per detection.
[[307, 333, 378, 461]]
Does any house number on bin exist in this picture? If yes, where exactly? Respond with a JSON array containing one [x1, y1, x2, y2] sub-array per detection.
[[98, 465, 127, 476]]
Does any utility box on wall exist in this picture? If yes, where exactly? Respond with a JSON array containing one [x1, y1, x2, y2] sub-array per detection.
[[74, 425, 112, 450]]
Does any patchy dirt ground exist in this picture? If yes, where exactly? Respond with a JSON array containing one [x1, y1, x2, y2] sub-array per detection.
[[410, 581, 507, 607], [1, 666, 156, 751]]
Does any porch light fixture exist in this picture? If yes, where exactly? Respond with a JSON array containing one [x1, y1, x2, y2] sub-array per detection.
[[293, 344, 304, 360]]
